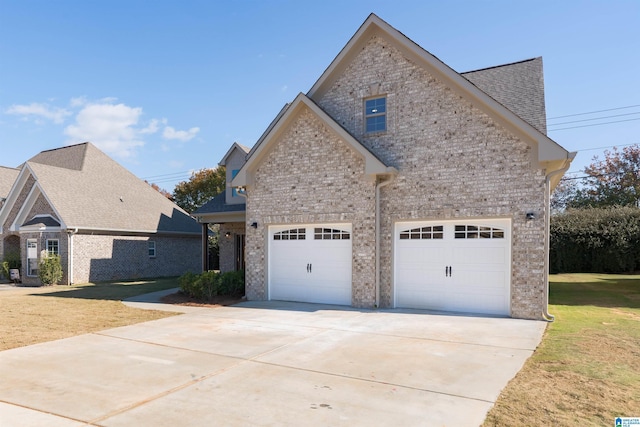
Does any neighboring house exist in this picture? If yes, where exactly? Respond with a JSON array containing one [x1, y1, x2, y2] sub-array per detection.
[[0, 142, 201, 285], [0, 166, 20, 210], [194, 14, 576, 319]]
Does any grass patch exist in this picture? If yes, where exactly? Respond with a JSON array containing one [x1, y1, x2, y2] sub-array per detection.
[[484, 273, 640, 426], [0, 278, 179, 351]]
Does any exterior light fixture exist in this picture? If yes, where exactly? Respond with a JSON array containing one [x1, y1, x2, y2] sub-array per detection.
[[250, 222, 258, 228]]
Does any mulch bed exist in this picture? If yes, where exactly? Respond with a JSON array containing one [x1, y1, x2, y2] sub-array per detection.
[[160, 291, 244, 308]]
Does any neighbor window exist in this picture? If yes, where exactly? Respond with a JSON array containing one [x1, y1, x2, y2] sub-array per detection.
[[365, 97, 386, 133], [27, 239, 38, 277], [46, 239, 59, 255], [148, 241, 156, 257]]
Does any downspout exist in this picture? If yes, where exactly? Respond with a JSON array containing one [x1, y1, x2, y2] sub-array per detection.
[[543, 156, 575, 321], [67, 228, 78, 285], [375, 169, 397, 308]]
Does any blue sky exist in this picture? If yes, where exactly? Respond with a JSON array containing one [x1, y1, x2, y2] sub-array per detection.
[[1, 0, 638, 191]]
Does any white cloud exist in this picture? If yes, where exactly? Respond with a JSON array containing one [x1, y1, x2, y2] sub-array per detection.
[[64, 102, 145, 158], [162, 126, 200, 142], [6, 103, 71, 124], [140, 118, 161, 135]]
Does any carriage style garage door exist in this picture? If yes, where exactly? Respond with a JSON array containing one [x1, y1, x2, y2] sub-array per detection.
[[394, 219, 511, 315], [269, 224, 352, 305]]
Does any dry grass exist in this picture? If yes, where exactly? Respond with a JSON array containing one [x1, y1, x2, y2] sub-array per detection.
[[484, 273, 640, 426], [0, 279, 179, 351]]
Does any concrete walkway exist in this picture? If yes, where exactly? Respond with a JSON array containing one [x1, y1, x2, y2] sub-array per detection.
[[0, 295, 546, 426]]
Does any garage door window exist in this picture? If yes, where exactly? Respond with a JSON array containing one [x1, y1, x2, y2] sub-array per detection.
[[273, 228, 306, 240], [454, 225, 504, 239], [399, 225, 444, 240], [314, 228, 350, 240]]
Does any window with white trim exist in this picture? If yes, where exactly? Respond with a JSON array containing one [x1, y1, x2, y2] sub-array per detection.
[[231, 169, 240, 197], [148, 241, 156, 257], [454, 225, 504, 239], [27, 239, 38, 276], [399, 226, 444, 240], [365, 97, 386, 133], [46, 239, 59, 255], [314, 228, 350, 240], [273, 228, 306, 240]]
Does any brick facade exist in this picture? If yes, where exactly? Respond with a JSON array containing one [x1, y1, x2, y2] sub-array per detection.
[[243, 33, 550, 319], [219, 222, 245, 273], [71, 234, 200, 283]]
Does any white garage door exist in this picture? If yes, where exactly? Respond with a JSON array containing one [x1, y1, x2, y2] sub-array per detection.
[[269, 224, 352, 305], [394, 219, 511, 315]]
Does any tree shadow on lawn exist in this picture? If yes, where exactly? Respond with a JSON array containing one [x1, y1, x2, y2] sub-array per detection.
[[28, 278, 179, 301], [550, 274, 640, 309]]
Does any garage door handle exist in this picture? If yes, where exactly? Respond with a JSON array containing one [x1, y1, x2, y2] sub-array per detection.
[[309, 263, 312, 273], [307, 263, 310, 273], [445, 266, 452, 277]]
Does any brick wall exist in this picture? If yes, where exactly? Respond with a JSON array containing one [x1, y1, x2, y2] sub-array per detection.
[[316, 35, 547, 319], [245, 108, 377, 307], [244, 34, 548, 319], [219, 222, 245, 273], [71, 234, 200, 283]]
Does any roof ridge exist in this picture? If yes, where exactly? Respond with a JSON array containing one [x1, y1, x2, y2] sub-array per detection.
[[461, 57, 541, 75]]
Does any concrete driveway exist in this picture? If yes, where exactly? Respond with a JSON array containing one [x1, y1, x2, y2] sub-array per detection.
[[0, 296, 546, 426]]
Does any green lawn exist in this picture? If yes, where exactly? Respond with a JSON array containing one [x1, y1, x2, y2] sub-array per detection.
[[484, 273, 640, 426]]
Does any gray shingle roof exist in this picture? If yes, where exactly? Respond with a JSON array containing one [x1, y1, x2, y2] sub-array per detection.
[[194, 192, 245, 215], [26, 143, 200, 234], [22, 215, 61, 227], [462, 58, 547, 134], [0, 166, 19, 199]]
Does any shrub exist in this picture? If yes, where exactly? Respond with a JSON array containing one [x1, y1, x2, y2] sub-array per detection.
[[1, 250, 21, 279], [220, 270, 245, 297], [38, 254, 63, 286], [196, 270, 221, 302], [550, 206, 640, 273], [177, 270, 245, 302]]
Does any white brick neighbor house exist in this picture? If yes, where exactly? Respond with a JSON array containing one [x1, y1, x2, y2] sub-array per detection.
[[0, 142, 201, 286], [194, 14, 575, 320]]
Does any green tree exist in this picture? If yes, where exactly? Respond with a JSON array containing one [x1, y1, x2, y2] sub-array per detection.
[[146, 181, 173, 200], [172, 167, 226, 213], [579, 145, 640, 208]]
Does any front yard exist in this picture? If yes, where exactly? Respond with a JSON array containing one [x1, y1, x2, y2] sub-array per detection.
[[484, 273, 640, 426], [1, 274, 638, 424], [0, 278, 178, 351]]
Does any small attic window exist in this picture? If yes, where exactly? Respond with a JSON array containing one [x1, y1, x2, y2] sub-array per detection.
[[231, 169, 240, 197], [365, 96, 386, 133]]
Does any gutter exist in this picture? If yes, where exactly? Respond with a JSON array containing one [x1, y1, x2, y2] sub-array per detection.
[[375, 168, 397, 308], [66, 228, 78, 285], [542, 154, 576, 321]]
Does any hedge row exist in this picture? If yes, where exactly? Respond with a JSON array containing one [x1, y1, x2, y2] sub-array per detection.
[[550, 206, 640, 273], [178, 270, 244, 302]]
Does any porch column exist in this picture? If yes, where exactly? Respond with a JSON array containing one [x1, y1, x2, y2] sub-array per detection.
[[201, 223, 209, 272]]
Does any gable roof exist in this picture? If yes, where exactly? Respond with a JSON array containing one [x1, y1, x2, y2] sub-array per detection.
[[0, 143, 200, 235], [462, 57, 547, 134], [219, 142, 250, 167], [0, 166, 19, 200], [307, 13, 574, 170], [233, 93, 393, 187]]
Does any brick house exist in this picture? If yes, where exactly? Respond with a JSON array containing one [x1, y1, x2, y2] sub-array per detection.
[[0, 142, 201, 285], [194, 14, 575, 319]]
